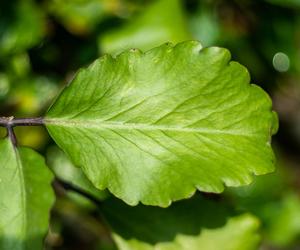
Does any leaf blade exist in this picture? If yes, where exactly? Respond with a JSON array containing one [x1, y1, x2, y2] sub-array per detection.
[[45, 41, 277, 206], [0, 138, 54, 249], [102, 196, 261, 250]]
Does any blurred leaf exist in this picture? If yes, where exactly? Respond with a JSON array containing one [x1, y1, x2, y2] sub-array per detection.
[[0, 0, 45, 56], [226, 168, 286, 208], [0, 138, 54, 249], [0, 128, 6, 139], [102, 196, 261, 250], [100, 0, 191, 55], [47, 146, 109, 200], [45, 41, 277, 206], [14, 126, 49, 150], [66, 191, 98, 209], [188, 3, 220, 46], [3, 75, 58, 115], [8, 53, 31, 78], [48, 0, 115, 35], [51, 195, 116, 250], [264, 193, 300, 247], [0, 73, 10, 99], [226, 158, 300, 247]]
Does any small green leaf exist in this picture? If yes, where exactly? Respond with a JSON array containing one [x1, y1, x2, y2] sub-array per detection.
[[45, 41, 277, 206], [0, 138, 54, 249], [102, 196, 261, 250], [100, 0, 191, 55]]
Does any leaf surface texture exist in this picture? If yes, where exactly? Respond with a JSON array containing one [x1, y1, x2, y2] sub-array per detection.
[[46, 41, 277, 206], [0, 138, 54, 250]]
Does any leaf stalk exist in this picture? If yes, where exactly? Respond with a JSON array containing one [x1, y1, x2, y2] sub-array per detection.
[[0, 117, 44, 127]]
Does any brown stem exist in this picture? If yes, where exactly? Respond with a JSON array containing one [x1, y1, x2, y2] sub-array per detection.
[[7, 126, 17, 147], [0, 117, 44, 127]]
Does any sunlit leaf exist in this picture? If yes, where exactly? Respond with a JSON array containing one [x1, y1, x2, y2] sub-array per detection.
[[45, 41, 277, 206]]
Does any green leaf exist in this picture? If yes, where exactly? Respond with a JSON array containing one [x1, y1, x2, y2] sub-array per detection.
[[47, 0, 109, 35], [47, 146, 109, 200], [0, 138, 55, 249], [188, 3, 220, 46], [226, 160, 300, 247], [0, 0, 45, 56], [113, 215, 260, 250], [45, 41, 277, 206], [102, 196, 261, 250], [99, 0, 191, 55], [226, 166, 287, 208], [264, 193, 300, 247]]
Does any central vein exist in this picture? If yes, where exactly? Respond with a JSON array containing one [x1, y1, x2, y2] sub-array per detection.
[[44, 118, 253, 136]]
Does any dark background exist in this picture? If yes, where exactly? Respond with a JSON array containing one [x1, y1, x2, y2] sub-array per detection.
[[1, 0, 300, 249]]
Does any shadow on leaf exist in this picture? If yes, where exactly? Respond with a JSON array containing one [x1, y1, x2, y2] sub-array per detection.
[[101, 194, 232, 244]]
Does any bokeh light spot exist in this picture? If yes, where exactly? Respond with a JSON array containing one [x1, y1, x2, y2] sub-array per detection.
[[273, 52, 290, 72]]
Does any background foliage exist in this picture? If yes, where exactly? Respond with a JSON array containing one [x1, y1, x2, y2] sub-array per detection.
[[0, 0, 300, 249]]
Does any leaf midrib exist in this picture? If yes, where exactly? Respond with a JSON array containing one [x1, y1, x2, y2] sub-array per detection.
[[45, 118, 255, 137], [13, 147, 27, 243]]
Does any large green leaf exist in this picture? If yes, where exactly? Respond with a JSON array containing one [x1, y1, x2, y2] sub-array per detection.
[[99, 0, 191, 55], [102, 196, 261, 250], [0, 138, 54, 249], [45, 41, 277, 206]]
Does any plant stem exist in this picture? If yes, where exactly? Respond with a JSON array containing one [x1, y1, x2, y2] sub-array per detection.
[[7, 126, 17, 146], [0, 117, 43, 147], [0, 117, 44, 127]]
